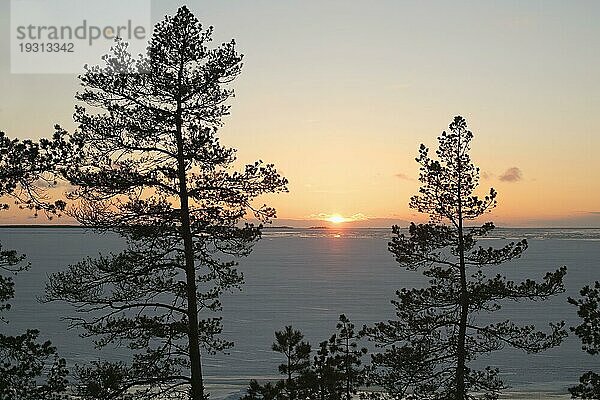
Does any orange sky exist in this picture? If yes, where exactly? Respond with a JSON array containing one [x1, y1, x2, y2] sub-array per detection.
[[1, 1, 599, 227]]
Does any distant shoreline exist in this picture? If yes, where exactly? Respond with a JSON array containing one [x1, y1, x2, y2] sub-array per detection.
[[0, 225, 598, 229]]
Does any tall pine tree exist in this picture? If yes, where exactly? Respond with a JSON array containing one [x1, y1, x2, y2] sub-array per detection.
[[45, 7, 287, 400], [362, 116, 567, 400]]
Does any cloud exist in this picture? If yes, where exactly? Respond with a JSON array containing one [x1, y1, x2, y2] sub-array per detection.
[[308, 213, 369, 222], [309, 213, 329, 220], [348, 213, 369, 221], [394, 173, 413, 181], [499, 167, 523, 182]]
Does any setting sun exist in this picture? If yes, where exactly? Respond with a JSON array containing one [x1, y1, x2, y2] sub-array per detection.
[[327, 214, 347, 224]]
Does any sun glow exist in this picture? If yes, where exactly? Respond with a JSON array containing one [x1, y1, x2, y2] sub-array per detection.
[[327, 214, 347, 224]]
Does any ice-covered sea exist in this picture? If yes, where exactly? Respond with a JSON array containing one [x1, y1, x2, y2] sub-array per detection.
[[1, 227, 599, 399]]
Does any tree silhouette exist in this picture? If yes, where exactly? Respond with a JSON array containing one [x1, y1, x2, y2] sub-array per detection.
[[272, 325, 312, 398], [241, 379, 287, 400], [361, 116, 567, 400], [0, 131, 70, 399], [45, 7, 287, 400], [242, 316, 366, 400], [310, 335, 341, 400], [330, 315, 367, 400], [310, 315, 366, 400], [568, 281, 600, 399], [241, 325, 311, 400], [0, 129, 72, 216], [0, 244, 69, 400]]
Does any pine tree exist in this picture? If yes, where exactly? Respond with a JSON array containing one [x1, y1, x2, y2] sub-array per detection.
[[241, 379, 287, 400], [330, 315, 367, 400], [0, 244, 68, 400], [311, 336, 341, 400], [362, 116, 567, 400], [310, 315, 366, 400], [568, 281, 600, 399], [44, 7, 287, 400], [243, 316, 367, 400], [0, 132, 70, 399], [272, 326, 312, 399], [241, 326, 311, 400]]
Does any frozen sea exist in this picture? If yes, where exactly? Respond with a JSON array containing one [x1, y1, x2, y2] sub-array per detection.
[[1, 226, 599, 399]]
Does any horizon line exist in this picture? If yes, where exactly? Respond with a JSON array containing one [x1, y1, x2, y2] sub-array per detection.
[[0, 224, 598, 230]]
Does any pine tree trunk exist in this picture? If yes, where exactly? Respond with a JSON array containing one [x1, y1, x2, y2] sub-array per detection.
[[456, 131, 468, 400], [345, 336, 350, 400], [175, 54, 205, 400], [287, 351, 294, 400], [456, 216, 468, 400], [180, 187, 205, 400]]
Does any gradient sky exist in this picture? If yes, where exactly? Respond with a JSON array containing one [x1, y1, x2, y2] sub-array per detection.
[[1, 1, 599, 227]]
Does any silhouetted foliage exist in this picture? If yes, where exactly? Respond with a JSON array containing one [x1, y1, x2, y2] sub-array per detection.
[[568, 281, 600, 399], [267, 325, 312, 399], [44, 6, 287, 400], [242, 315, 366, 400], [361, 116, 567, 400], [241, 325, 310, 400], [0, 327, 69, 400], [0, 129, 73, 217], [0, 131, 69, 399], [330, 315, 367, 400], [309, 336, 339, 399], [242, 379, 287, 400], [76, 361, 134, 400], [272, 326, 312, 393]]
